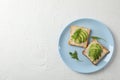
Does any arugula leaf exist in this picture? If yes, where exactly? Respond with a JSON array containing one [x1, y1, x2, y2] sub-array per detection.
[[91, 36, 106, 42], [69, 51, 82, 61]]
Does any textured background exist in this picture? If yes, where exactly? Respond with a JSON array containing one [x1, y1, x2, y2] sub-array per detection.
[[0, 0, 119, 80]]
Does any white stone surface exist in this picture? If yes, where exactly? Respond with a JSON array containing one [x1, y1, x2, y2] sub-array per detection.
[[0, 0, 119, 80]]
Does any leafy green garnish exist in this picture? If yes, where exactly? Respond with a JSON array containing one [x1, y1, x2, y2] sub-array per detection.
[[91, 36, 106, 42], [69, 51, 82, 61]]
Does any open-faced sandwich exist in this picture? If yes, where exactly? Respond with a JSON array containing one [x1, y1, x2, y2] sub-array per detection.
[[68, 26, 91, 48], [82, 39, 110, 65]]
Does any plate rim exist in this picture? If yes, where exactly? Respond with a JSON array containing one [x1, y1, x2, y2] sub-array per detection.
[[58, 18, 115, 73]]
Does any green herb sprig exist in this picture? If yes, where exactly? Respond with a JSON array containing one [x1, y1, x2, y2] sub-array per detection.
[[69, 51, 82, 61], [91, 36, 106, 42]]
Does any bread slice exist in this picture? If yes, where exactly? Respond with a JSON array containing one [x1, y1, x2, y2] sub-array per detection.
[[82, 39, 110, 65], [68, 26, 91, 48]]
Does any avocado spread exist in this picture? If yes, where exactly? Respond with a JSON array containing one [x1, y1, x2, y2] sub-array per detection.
[[71, 29, 88, 43], [88, 43, 102, 61]]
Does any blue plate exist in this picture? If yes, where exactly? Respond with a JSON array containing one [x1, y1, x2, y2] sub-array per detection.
[[58, 18, 114, 73]]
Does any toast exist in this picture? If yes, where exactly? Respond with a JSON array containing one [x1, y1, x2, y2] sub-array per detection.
[[68, 26, 91, 48], [82, 39, 110, 65]]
